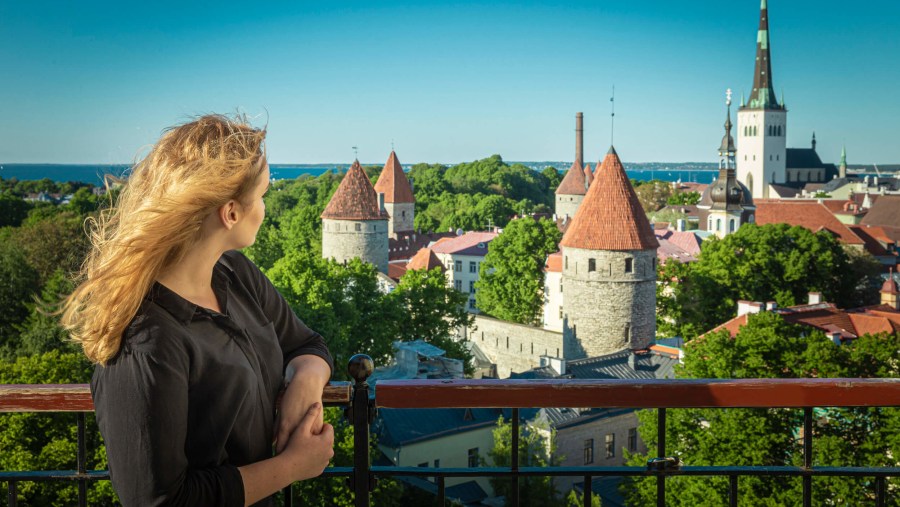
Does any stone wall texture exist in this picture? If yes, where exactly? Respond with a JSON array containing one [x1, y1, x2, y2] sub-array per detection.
[[561, 247, 656, 355], [466, 315, 584, 378], [384, 202, 415, 237], [321, 218, 389, 274], [555, 194, 584, 220]]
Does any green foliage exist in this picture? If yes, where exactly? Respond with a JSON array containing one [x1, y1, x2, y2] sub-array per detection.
[[646, 209, 692, 229], [633, 180, 673, 213], [0, 239, 39, 351], [656, 224, 882, 339], [476, 218, 562, 324], [0, 351, 116, 506], [13, 210, 89, 285], [666, 190, 701, 206], [565, 489, 602, 507], [623, 312, 900, 506], [487, 415, 564, 506], [541, 166, 562, 192], [14, 269, 79, 358], [0, 190, 31, 227]]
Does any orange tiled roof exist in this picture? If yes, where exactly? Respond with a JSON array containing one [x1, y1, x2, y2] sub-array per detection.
[[430, 231, 498, 256], [848, 225, 895, 257], [847, 313, 897, 336], [560, 147, 659, 251], [754, 201, 864, 245], [555, 159, 588, 195], [321, 160, 389, 221], [583, 163, 594, 187], [544, 251, 562, 273], [406, 247, 445, 272], [374, 151, 415, 204], [387, 262, 408, 281], [861, 195, 900, 229]]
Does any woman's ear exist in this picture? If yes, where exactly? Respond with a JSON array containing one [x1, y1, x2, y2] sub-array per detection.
[[218, 200, 240, 230]]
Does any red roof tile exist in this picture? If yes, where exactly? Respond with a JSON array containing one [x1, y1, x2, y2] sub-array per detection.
[[374, 151, 415, 204], [388, 262, 408, 281], [430, 232, 498, 256], [847, 313, 895, 337], [406, 247, 445, 272], [544, 251, 562, 273], [321, 160, 389, 221], [560, 148, 659, 251], [754, 201, 864, 245], [848, 225, 894, 257], [555, 159, 588, 195], [861, 195, 900, 229], [583, 163, 594, 187]]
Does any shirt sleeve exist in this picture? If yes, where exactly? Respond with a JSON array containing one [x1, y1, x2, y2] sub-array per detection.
[[92, 340, 245, 507], [227, 250, 334, 376]]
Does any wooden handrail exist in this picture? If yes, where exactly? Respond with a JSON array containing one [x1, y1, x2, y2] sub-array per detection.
[[0, 382, 353, 412], [375, 378, 900, 409]]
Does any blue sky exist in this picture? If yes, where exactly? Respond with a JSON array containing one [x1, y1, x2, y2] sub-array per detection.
[[1, 0, 898, 165]]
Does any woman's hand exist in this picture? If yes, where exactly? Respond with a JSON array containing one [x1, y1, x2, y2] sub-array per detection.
[[279, 402, 334, 480], [275, 355, 331, 454]]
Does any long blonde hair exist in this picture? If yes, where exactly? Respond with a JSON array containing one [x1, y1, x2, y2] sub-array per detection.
[[62, 114, 267, 365]]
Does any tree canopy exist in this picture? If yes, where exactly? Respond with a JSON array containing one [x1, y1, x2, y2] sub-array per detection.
[[476, 218, 562, 325], [624, 311, 900, 506], [657, 223, 883, 339]]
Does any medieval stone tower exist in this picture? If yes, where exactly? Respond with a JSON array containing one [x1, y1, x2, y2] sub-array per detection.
[[321, 160, 389, 273], [559, 147, 658, 356], [555, 113, 590, 219], [373, 151, 415, 238], [736, 0, 787, 199]]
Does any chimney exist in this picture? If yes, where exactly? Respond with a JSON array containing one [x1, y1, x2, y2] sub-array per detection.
[[378, 192, 385, 212], [737, 300, 764, 316], [808, 292, 823, 304], [627, 352, 636, 371], [766, 301, 778, 311], [575, 112, 584, 166], [676, 219, 686, 232]]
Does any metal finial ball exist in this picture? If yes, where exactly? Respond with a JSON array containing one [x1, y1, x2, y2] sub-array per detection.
[[348, 354, 374, 383]]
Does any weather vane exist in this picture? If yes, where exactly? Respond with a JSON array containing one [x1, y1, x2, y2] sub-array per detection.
[[610, 85, 616, 146], [726, 88, 733, 107], [352, 146, 358, 159], [391, 139, 395, 151]]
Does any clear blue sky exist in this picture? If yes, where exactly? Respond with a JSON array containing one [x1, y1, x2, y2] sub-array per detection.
[[1, 0, 897, 165]]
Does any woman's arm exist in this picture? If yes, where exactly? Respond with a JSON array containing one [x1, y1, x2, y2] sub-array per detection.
[[238, 402, 334, 506], [275, 354, 332, 453]]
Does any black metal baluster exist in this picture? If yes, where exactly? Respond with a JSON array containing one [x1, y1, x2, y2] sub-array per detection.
[[437, 476, 445, 506], [874, 476, 885, 507], [583, 475, 592, 506], [729, 475, 738, 507], [7, 481, 17, 507], [511, 407, 520, 507], [803, 408, 812, 507], [77, 412, 87, 507], [657, 408, 666, 507], [349, 355, 374, 507], [283, 484, 293, 507]]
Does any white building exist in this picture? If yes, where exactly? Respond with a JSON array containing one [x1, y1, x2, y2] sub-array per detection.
[[430, 231, 498, 313]]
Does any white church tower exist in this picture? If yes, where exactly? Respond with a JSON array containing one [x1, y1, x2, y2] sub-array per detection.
[[737, 0, 787, 199]]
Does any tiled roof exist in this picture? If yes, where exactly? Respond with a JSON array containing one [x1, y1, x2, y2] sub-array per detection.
[[321, 160, 389, 221], [388, 231, 456, 261], [848, 226, 895, 257], [430, 231, 498, 256], [583, 163, 594, 187], [754, 200, 865, 245], [769, 184, 802, 198], [882, 276, 899, 295], [565, 348, 678, 380], [555, 159, 588, 195], [786, 148, 825, 169], [405, 247, 445, 272], [373, 151, 415, 204], [560, 147, 659, 251], [387, 262, 408, 281], [655, 229, 702, 264], [861, 195, 900, 229], [544, 251, 562, 273], [376, 407, 503, 447]]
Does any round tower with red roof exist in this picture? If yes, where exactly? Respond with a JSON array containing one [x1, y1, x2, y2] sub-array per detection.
[[321, 160, 390, 273], [559, 147, 659, 355], [373, 151, 415, 238]]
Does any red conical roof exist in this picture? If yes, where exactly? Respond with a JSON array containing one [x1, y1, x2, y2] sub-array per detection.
[[883, 269, 899, 295], [560, 147, 659, 251], [555, 159, 588, 195], [374, 151, 415, 204], [583, 162, 594, 187], [321, 160, 389, 220], [406, 247, 445, 272]]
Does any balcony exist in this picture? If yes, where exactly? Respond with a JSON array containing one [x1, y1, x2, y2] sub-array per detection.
[[2, 355, 900, 507]]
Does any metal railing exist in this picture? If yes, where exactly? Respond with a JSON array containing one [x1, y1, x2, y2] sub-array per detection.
[[2, 354, 900, 506]]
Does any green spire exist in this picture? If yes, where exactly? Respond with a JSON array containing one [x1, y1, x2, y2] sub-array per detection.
[[840, 145, 847, 166]]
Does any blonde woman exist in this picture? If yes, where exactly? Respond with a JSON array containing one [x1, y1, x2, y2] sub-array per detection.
[[62, 115, 334, 506]]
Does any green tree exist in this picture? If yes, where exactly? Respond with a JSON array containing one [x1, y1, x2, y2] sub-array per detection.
[[657, 224, 882, 339], [623, 312, 900, 506], [15, 269, 78, 357], [633, 180, 673, 213], [0, 239, 39, 351], [476, 218, 562, 324], [0, 190, 30, 227], [565, 489, 601, 507], [487, 415, 563, 507], [541, 166, 562, 193], [665, 190, 700, 206], [14, 211, 89, 285]]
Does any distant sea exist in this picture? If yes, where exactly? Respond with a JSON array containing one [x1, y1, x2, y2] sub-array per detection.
[[0, 163, 723, 185]]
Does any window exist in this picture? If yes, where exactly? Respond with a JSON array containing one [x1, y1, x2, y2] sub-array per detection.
[[418, 462, 428, 468], [401, 210, 406, 217], [469, 261, 477, 273], [624, 324, 631, 342], [588, 258, 596, 272], [559, 281, 563, 293], [565, 256, 568, 269], [469, 298, 476, 309], [454, 260, 462, 272], [434, 459, 440, 468], [605, 433, 616, 458], [730, 219, 736, 233], [469, 281, 476, 293], [454, 280, 462, 291], [716, 218, 722, 232], [559, 306, 564, 319], [584, 439, 594, 465], [628, 428, 638, 451], [468, 448, 479, 467], [624, 258, 633, 273], [355, 223, 361, 232]]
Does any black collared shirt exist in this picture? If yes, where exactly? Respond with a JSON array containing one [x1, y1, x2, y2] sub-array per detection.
[[91, 250, 333, 507]]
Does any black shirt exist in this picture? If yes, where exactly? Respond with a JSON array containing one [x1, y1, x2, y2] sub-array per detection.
[[91, 250, 333, 507]]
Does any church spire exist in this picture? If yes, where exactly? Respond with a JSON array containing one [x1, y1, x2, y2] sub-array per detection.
[[719, 90, 737, 169], [745, 0, 781, 110]]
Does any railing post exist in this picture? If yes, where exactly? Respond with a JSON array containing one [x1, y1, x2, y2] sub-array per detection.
[[77, 412, 87, 507], [803, 407, 812, 507], [657, 408, 666, 507], [348, 355, 374, 507], [511, 407, 519, 507]]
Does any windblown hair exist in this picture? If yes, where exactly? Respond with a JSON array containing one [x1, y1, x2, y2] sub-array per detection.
[[62, 114, 267, 365]]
